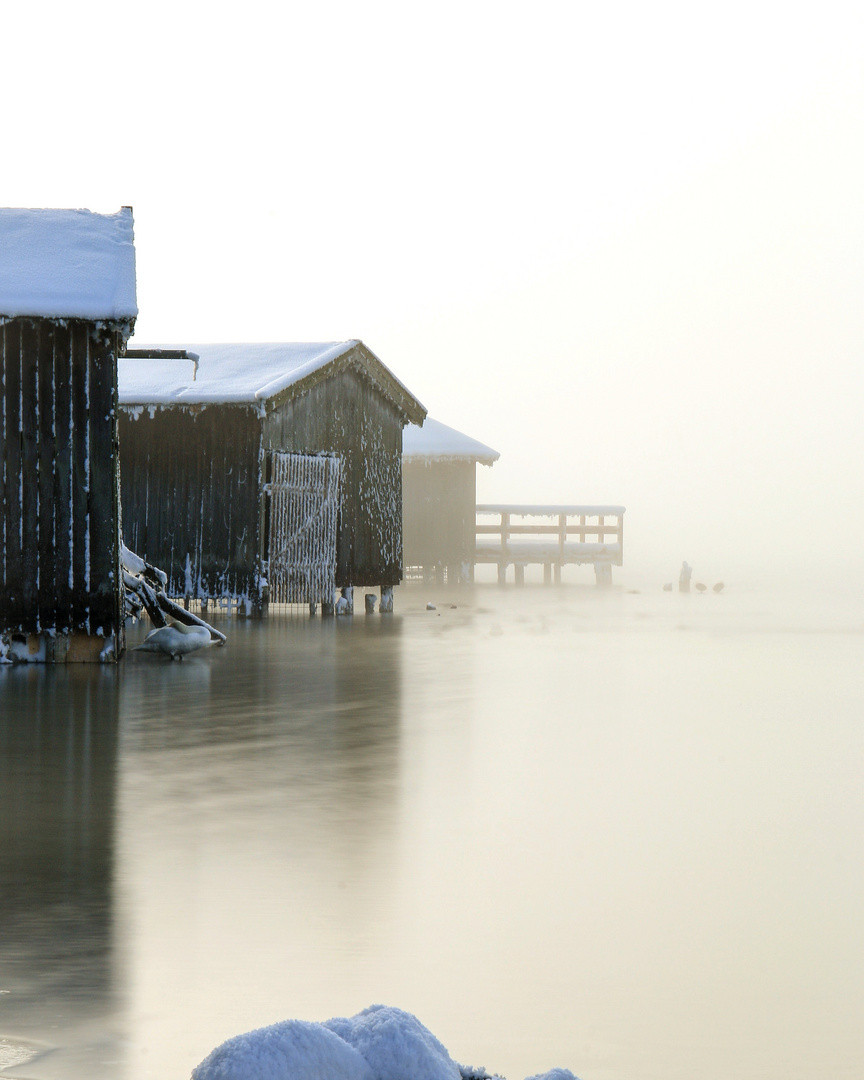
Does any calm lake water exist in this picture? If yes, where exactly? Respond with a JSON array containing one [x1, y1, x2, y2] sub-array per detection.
[[1, 580, 862, 1080]]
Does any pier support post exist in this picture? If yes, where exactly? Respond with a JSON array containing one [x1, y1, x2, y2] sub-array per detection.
[[379, 586, 394, 613], [594, 563, 612, 588]]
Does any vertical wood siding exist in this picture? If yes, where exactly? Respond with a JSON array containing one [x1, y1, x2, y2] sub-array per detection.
[[119, 362, 406, 605], [267, 452, 341, 603], [262, 367, 404, 587], [0, 318, 124, 638], [119, 405, 261, 601], [402, 459, 476, 572]]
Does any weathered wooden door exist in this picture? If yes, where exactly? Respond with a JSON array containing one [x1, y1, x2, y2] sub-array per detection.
[[267, 452, 342, 604]]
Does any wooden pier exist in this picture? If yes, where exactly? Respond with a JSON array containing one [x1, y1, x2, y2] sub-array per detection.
[[474, 505, 625, 585]]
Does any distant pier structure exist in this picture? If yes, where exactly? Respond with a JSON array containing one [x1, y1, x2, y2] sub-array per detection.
[[475, 505, 625, 586], [402, 418, 500, 584], [0, 208, 137, 661], [401, 418, 624, 587]]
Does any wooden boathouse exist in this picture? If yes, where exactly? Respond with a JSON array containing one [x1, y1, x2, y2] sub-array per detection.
[[118, 341, 427, 613], [0, 208, 137, 662], [402, 417, 499, 584]]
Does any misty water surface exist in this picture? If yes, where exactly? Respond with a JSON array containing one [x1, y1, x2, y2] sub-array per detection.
[[1, 582, 862, 1080]]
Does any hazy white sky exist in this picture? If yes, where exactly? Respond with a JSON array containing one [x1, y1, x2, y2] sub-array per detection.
[[4, 1, 862, 585]]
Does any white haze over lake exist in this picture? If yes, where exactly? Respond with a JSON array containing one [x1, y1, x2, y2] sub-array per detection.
[[1, 12, 862, 1075], [2, 2, 861, 589]]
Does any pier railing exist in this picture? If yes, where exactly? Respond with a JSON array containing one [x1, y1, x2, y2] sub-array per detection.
[[475, 504, 625, 585]]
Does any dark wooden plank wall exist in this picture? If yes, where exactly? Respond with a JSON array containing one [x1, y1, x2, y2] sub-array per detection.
[[0, 318, 123, 638], [402, 459, 476, 572], [119, 405, 261, 601], [262, 368, 404, 587]]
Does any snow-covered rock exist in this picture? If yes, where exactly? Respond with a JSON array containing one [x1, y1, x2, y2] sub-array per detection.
[[524, 1071, 581, 1080], [191, 1018, 374, 1080], [191, 1006, 580, 1080], [323, 1005, 461, 1080]]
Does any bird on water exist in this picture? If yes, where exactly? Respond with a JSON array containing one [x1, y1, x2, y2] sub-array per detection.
[[134, 621, 217, 660]]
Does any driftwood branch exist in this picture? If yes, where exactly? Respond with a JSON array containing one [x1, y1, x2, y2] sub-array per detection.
[[155, 591, 226, 643], [122, 552, 226, 644]]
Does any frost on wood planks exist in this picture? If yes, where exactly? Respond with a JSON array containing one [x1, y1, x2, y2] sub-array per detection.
[[0, 317, 132, 658], [118, 340, 427, 611], [0, 206, 137, 661]]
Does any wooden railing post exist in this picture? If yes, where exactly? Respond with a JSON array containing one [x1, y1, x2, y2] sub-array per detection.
[[499, 511, 510, 585], [473, 504, 625, 584], [618, 513, 624, 565]]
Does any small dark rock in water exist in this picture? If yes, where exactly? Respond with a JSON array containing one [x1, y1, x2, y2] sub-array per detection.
[[695, 582, 707, 592], [627, 589, 641, 594], [713, 581, 725, 593], [450, 604, 458, 609], [426, 602, 436, 610]]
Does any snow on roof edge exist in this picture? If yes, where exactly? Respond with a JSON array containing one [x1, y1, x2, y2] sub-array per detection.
[[402, 417, 499, 465], [118, 341, 426, 423], [354, 340, 427, 424], [476, 503, 626, 515], [253, 341, 358, 400], [0, 207, 137, 321]]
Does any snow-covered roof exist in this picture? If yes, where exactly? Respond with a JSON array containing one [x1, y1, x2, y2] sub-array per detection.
[[0, 207, 137, 321], [118, 340, 427, 423], [402, 418, 499, 465]]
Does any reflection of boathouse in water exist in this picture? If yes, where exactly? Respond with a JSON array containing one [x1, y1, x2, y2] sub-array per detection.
[[118, 342, 426, 613], [0, 208, 137, 661], [0, 668, 121, 1071], [402, 417, 499, 584]]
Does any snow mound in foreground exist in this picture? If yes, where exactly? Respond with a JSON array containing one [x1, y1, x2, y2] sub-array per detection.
[[191, 1004, 579, 1080], [323, 1004, 461, 1080], [525, 1071, 580, 1080], [191, 1018, 374, 1080]]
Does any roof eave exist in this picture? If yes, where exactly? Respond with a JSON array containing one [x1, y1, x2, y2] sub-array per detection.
[[264, 341, 427, 425]]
